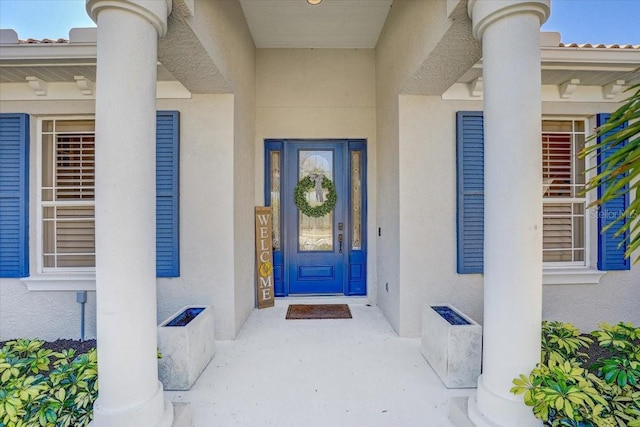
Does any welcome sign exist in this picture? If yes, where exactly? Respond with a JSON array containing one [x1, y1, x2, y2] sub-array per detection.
[[255, 207, 275, 309]]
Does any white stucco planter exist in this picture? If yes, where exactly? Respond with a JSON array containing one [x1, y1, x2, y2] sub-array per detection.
[[421, 304, 482, 388], [158, 305, 216, 391]]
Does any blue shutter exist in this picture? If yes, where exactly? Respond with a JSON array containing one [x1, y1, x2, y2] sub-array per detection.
[[596, 113, 630, 271], [0, 114, 29, 278], [156, 111, 180, 277], [456, 111, 484, 274]]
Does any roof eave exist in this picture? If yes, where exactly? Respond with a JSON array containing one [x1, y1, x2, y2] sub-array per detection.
[[541, 46, 640, 70], [0, 43, 97, 63]]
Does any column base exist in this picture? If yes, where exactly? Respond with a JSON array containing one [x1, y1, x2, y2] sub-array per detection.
[[467, 375, 542, 427], [159, 398, 175, 427], [89, 381, 174, 427], [449, 396, 474, 427]]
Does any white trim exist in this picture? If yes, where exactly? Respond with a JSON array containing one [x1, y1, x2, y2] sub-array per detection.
[[540, 115, 608, 283], [87, 0, 172, 38], [584, 118, 599, 269], [443, 83, 631, 102], [36, 115, 96, 275], [541, 117, 590, 266], [541, 46, 640, 67], [454, 55, 639, 76], [0, 44, 97, 61], [543, 267, 605, 285], [0, 81, 191, 101], [21, 273, 96, 291]]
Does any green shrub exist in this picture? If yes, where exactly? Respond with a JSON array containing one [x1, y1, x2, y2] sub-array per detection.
[[512, 321, 640, 427], [0, 339, 97, 427], [541, 321, 593, 364]]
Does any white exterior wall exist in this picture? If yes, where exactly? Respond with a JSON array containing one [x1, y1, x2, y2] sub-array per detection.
[[544, 267, 640, 332], [0, 95, 243, 341], [1, 14, 638, 346], [254, 48, 378, 301], [396, 95, 640, 337], [156, 95, 238, 340], [375, 0, 480, 333], [196, 0, 257, 341], [398, 95, 485, 337], [0, 99, 96, 341], [376, 1, 438, 333], [3, 92, 636, 343], [0, 279, 98, 341], [540, 101, 640, 332], [159, 0, 257, 339]]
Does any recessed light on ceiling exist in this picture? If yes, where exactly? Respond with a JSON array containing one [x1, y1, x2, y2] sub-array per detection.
[[307, 0, 322, 4]]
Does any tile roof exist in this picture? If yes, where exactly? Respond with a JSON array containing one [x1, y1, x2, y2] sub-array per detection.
[[12, 39, 640, 49], [18, 38, 69, 44], [559, 42, 640, 49]]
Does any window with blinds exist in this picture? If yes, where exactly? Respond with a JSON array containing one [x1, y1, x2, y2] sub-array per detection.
[[41, 119, 96, 269], [542, 119, 586, 264]]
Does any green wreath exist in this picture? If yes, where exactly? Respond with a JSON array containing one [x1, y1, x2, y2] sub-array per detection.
[[294, 175, 337, 218]]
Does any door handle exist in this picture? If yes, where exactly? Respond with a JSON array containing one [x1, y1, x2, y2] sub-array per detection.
[[338, 233, 344, 254]]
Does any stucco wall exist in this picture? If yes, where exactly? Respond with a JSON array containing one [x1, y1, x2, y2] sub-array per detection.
[[540, 101, 640, 332], [0, 280, 97, 341], [395, 95, 640, 337], [192, 0, 257, 340], [0, 95, 242, 341], [161, 0, 257, 338], [375, 0, 479, 333], [156, 95, 237, 340], [254, 48, 378, 301], [0, 99, 97, 341], [398, 95, 485, 337]]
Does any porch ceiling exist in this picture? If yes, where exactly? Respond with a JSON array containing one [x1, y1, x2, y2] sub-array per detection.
[[238, 0, 393, 48]]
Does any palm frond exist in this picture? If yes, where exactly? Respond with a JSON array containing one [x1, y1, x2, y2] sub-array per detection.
[[579, 82, 640, 262]]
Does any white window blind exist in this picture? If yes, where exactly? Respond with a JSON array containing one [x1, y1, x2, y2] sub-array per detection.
[[541, 119, 586, 264], [41, 119, 96, 269]]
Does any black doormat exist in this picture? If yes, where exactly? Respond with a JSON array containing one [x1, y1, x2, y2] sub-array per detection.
[[286, 304, 352, 320]]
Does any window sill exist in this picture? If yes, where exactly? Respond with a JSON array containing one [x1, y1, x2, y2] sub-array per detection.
[[543, 267, 605, 285], [21, 274, 96, 291]]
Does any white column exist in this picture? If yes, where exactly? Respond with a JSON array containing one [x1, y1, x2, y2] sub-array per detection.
[[86, 1, 173, 426], [467, 1, 549, 426]]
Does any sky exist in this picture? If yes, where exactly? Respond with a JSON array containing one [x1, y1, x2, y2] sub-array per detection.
[[0, 0, 639, 45]]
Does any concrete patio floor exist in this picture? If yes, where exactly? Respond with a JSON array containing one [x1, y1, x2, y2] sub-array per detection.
[[165, 298, 475, 427]]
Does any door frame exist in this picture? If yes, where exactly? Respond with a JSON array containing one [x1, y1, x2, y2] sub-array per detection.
[[264, 139, 367, 297]]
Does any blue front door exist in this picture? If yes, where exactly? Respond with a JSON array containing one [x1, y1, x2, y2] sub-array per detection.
[[285, 141, 346, 294], [265, 139, 367, 296]]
